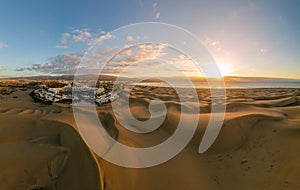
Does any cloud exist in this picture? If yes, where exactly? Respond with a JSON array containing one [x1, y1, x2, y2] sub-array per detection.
[[204, 37, 221, 50], [18, 53, 82, 74], [0, 42, 8, 49], [127, 35, 133, 41], [0, 66, 8, 70], [18, 38, 205, 78], [165, 53, 215, 77], [126, 35, 146, 42], [55, 33, 71, 49], [98, 32, 112, 42], [259, 48, 268, 54], [61, 33, 71, 44], [156, 12, 160, 19], [20, 42, 167, 76], [18, 47, 118, 75], [135, 44, 166, 60], [171, 54, 198, 70], [153, 2, 160, 19], [153, 2, 158, 12], [112, 44, 167, 65], [56, 29, 113, 49], [72, 29, 93, 42], [55, 45, 69, 49]]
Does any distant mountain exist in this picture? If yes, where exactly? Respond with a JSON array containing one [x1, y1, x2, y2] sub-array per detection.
[[0, 74, 116, 81], [223, 76, 300, 83], [0, 75, 75, 81], [2, 74, 300, 84]]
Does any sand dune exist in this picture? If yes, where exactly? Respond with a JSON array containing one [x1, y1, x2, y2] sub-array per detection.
[[0, 107, 101, 189], [1, 87, 300, 189]]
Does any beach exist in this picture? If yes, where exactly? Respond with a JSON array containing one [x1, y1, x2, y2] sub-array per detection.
[[0, 86, 300, 189]]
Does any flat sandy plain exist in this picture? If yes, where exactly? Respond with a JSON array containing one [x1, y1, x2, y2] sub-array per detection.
[[0, 86, 300, 190]]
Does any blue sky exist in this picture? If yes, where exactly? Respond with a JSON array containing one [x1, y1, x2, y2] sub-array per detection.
[[0, 0, 300, 78]]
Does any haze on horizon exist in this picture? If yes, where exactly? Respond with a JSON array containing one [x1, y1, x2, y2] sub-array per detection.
[[0, 0, 300, 80]]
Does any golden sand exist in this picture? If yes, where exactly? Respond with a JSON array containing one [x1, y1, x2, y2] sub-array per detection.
[[0, 87, 300, 189]]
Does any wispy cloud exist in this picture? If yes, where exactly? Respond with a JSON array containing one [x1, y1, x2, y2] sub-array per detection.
[[0, 66, 8, 70], [170, 54, 203, 75], [0, 42, 8, 49], [61, 33, 71, 44], [55, 29, 112, 49], [203, 37, 222, 52], [112, 44, 167, 65], [126, 35, 145, 42], [259, 48, 268, 54], [55, 45, 69, 49], [98, 32, 112, 43], [55, 33, 71, 49], [72, 29, 93, 43], [156, 12, 160, 19], [153, 2, 158, 12], [127, 35, 133, 41], [153, 2, 160, 19]]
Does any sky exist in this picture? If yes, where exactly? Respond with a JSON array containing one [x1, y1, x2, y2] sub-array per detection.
[[0, 0, 300, 79]]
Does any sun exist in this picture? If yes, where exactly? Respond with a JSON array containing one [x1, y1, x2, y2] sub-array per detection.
[[216, 62, 232, 77]]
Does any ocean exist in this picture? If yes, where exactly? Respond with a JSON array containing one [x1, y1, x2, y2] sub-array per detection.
[[133, 81, 300, 89]]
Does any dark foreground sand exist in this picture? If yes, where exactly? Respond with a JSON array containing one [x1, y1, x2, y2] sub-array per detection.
[[0, 87, 300, 190]]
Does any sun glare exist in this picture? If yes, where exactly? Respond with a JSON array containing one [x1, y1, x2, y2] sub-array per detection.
[[217, 62, 232, 77]]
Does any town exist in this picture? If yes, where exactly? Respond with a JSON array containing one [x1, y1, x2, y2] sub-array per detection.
[[30, 80, 121, 105]]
